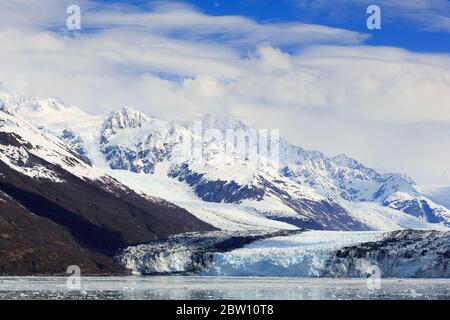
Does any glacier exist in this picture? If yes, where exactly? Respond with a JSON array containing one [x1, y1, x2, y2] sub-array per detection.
[[1, 83, 450, 278], [119, 230, 450, 278], [2, 84, 450, 278]]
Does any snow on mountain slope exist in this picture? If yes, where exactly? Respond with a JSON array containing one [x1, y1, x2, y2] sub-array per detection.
[[109, 166, 444, 232], [0, 107, 217, 275], [95, 107, 450, 229], [419, 185, 450, 210], [100, 107, 194, 174], [338, 201, 449, 232], [108, 167, 297, 231], [1, 84, 449, 230], [0, 109, 103, 182], [0, 86, 106, 168], [382, 192, 450, 225], [279, 144, 449, 225]]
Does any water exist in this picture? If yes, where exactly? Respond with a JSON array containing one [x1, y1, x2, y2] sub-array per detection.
[[0, 276, 449, 300]]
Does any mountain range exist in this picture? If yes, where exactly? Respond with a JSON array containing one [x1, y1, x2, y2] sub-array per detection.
[[1, 84, 449, 274], [2, 84, 449, 229], [0, 92, 213, 274]]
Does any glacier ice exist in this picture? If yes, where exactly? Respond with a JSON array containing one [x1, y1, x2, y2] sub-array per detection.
[[119, 230, 450, 278]]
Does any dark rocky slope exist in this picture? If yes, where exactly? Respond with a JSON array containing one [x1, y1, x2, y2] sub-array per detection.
[[0, 123, 215, 275]]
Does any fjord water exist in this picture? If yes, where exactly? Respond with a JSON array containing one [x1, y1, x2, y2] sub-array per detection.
[[1, 276, 449, 300]]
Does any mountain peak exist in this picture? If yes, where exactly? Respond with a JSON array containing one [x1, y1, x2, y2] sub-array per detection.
[[0, 84, 77, 117], [103, 106, 150, 130], [331, 153, 368, 170], [100, 106, 153, 145]]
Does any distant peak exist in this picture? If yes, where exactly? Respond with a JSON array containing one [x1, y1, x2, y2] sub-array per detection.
[[101, 106, 151, 137], [332, 154, 359, 166], [29, 97, 68, 113], [385, 172, 416, 186], [45, 97, 67, 109], [109, 106, 148, 118]]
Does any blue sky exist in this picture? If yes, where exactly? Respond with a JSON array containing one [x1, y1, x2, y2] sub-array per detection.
[[97, 0, 450, 53], [0, 0, 450, 184]]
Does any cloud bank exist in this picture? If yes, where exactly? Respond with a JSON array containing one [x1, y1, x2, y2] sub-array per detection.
[[0, 0, 449, 184]]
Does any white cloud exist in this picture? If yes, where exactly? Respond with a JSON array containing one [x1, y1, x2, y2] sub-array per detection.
[[0, 1, 449, 184], [83, 1, 368, 47]]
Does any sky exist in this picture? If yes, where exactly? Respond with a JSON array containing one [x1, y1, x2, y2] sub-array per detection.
[[0, 0, 449, 184]]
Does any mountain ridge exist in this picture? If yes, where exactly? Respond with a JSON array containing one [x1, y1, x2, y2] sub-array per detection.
[[0, 107, 215, 275], [1, 85, 449, 231]]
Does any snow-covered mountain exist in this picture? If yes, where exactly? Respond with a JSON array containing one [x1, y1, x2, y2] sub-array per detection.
[[419, 185, 450, 210], [1, 84, 449, 232], [0, 106, 214, 275]]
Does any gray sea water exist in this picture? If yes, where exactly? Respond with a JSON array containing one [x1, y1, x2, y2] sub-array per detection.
[[0, 276, 449, 300]]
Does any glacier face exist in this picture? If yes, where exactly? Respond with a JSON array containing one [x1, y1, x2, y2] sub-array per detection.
[[206, 231, 386, 277], [321, 230, 450, 278], [119, 230, 450, 278], [118, 230, 303, 274], [208, 230, 450, 278], [1, 84, 450, 231]]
